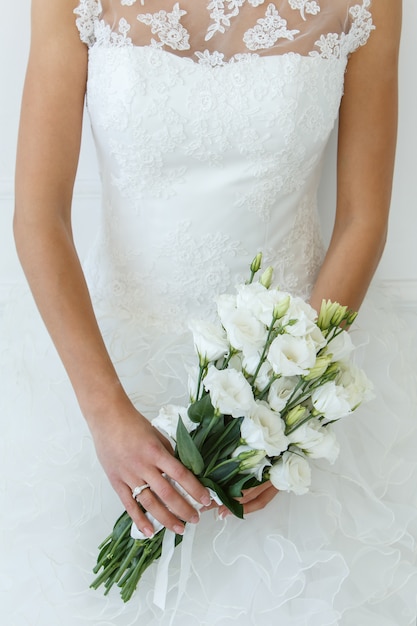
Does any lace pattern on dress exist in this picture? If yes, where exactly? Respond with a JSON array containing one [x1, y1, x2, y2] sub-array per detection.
[[74, 0, 374, 64]]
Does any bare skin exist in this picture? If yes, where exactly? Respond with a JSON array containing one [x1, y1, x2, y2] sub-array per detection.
[[14, 0, 401, 525]]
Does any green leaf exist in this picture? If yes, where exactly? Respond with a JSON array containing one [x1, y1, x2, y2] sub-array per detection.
[[176, 417, 205, 475], [208, 459, 240, 484], [227, 473, 257, 498], [187, 393, 215, 424], [201, 478, 244, 519]]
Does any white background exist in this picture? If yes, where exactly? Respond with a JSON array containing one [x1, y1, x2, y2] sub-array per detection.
[[1, 0, 416, 301]]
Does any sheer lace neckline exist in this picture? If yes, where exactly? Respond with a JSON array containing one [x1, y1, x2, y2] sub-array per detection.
[[75, 0, 374, 65]]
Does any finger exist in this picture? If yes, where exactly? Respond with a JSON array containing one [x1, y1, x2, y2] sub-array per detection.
[[239, 482, 272, 504], [140, 471, 201, 531], [117, 482, 156, 538], [242, 485, 278, 515], [156, 453, 211, 508]]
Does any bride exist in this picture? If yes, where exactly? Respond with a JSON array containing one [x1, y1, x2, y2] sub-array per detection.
[[4, 0, 416, 623]]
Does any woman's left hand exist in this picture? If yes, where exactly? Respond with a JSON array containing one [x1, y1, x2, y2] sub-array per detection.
[[203, 481, 278, 518]]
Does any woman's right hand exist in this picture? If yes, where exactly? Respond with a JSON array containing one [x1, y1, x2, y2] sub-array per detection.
[[89, 399, 212, 537]]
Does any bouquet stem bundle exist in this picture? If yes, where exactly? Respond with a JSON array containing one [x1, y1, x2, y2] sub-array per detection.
[[91, 254, 372, 601]]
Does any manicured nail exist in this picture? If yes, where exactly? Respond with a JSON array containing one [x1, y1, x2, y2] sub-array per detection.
[[144, 527, 154, 538], [201, 494, 211, 507], [174, 524, 185, 535], [190, 514, 200, 524]]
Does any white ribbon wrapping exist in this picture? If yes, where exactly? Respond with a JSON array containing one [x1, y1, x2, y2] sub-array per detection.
[[130, 479, 222, 610]]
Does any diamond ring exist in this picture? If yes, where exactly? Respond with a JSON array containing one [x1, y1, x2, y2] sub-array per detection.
[[132, 484, 151, 500]]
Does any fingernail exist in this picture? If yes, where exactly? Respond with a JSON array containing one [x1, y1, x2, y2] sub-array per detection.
[[201, 494, 211, 507], [174, 524, 185, 535], [144, 527, 154, 538], [190, 513, 199, 524]]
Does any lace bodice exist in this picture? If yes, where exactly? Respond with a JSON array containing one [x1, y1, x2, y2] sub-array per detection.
[[75, 0, 374, 63], [74, 1, 374, 332]]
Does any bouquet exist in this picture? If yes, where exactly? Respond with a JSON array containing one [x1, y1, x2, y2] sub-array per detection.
[[91, 253, 372, 602]]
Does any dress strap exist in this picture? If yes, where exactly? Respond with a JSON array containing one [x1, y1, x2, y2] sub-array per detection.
[[74, 0, 101, 47]]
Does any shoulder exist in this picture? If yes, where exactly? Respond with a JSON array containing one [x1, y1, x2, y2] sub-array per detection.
[[30, 0, 87, 48]]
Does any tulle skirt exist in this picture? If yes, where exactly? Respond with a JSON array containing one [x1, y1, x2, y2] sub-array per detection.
[[1, 283, 416, 625]]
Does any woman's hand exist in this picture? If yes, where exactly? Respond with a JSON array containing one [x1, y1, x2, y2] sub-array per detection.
[[90, 401, 212, 537], [203, 481, 279, 519]]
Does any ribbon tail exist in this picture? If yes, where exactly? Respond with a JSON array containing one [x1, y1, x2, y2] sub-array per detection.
[[153, 528, 176, 610]]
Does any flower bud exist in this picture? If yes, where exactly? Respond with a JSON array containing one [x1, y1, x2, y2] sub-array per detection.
[[259, 266, 274, 289], [237, 448, 267, 471], [250, 252, 263, 274], [330, 305, 348, 327], [317, 300, 354, 330], [273, 295, 291, 320], [303, 354, 332, 381], [346, 310, 358, 327], [317, 300, 339, 330], [285, 405, 308, 428]]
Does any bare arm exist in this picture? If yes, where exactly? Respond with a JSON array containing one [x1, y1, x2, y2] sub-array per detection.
[[14, 0, 210, 535], [310, 0, 402, 313], [228, 1, 402, 517]]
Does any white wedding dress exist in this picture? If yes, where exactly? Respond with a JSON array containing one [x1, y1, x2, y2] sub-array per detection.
[[1, 1, 417, 624]]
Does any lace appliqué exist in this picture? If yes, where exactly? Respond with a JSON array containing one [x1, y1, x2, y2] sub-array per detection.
[[264, 194, 325, 300], [288, 0, 320, 20], [243, 4, 299, 51], [311, 0, 374, 59], [74, 1, 375, 65], [205, 0, 266, 42], [137, 3, 190, 50], [74, 0, 101, 46]]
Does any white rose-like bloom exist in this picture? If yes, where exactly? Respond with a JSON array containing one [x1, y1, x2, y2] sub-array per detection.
[[269, 451, 312, 495], [241, 401, 289, 456], [287, 419, 340, 463], [268, 334, 317, 376], [337, 361, 374, 409], [311, 381, 352, 420], [282, 297, 316, 334], [236, 283, 291, 326], [188, 319, 229, 364], [216, 293, 237, 326], [242, 353, 273, 391], [268, 376, 298, 412], [203, 366, 255, 417], [325, 330, 354, 362], [222, 307, 268, 356], [152, 404, 196, 441]]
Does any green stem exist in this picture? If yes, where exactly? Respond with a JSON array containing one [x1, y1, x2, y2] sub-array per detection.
[[202, 418, 239, 460]]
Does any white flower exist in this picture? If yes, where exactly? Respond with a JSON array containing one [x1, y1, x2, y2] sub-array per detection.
[[269, 451, 311, 495], [152, 404, 196, 441], [216, 293, 237, 326], [287, 419, 340, 463], [186, 364, 200, 402], [242, 353, 273, 391], [268, 376, 298, 412], [337, 361, 374, 409], [236, 283, 291, 326], [283, 301, 316, 336], [267, 334, 317, 376], [203, 366, 254, 418], [241, 401, 289, 457], [232, 445, 271, 481], [325, 330, 354, 362], [311, 381, 352, 420], [222, 307, 268, 356], [188, 319, 229, 364]]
